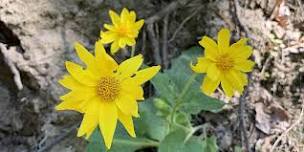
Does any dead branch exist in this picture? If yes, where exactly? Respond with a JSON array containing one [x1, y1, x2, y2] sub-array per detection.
[[270, 94, 304, 152], [145, 0, 192, 65], [232, 0, 257, 42], [215, 10, 235, 30], [147, 24, 162, 65], [259, 55, 274, 80], [169, 6, 201, 42], [145, 0, 191, 24], [141, 29, 147, 55], [34, 122, 80, 152], [161, 14, 169, 68], [238, 77, 252, 152], [231, 0, 252, 151]]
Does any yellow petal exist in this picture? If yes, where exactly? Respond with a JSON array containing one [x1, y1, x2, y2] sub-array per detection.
[[234, 60, 255, 72], [117, 54, 143, 79], [132, 65, 160, 85], [58, 75, 83, 90], [121, 8, 129, 22], [134, 19, 144, 30], [129, 11, 136, 22], [65, 61, 98, 86], [218, 28, 230, 53], [125, 38, 136, 46], [121, 79, 144, 100], [95, 40, 118, 71], [239, 72, 248, 86], [118, 110, 136, 137], [206, 63, 220, 81], [226, 70, 245, 93], [115, 93, 139, 117], [198, 36, 218, 60], [59, 87, 95, 101], [191, 57, 211, 73], [100, 31, 116, 44], [201, 76, 220, 96], [104, 24, 114, 31], [109, 10, 120, 25], [78, 97, 100, 139], [231, 38, 248, 47], [119, 38, 127, 48], [127, 30, 138, 38], [110, 41, 120, 54], [230, 45, 253, 60], [56, 98, 86, 112], [56, 89, 96, 112], [99, 101, 118, 149], [221, 76, 234, 97], [77, 112, 98, 138], [74, 42, 99, 74]]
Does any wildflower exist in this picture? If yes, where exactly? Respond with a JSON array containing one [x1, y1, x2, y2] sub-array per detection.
[[56, 40, 160, 149], [100, 8, 144, 54], [191, 28, 255, 97]]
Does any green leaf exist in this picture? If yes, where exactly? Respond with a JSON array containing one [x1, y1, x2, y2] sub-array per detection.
[[151, 46, 225, 114], [158, 129, 203, 152], [86, 99, 167, 152], [87, 127, 159, 152], [202, 136, 219, 152], [136, 99, 170, 141], [153, 98, 172, 117], [234, 145, 243, 152], [174, 112, 191, 127], [151, 72, 178, 103]]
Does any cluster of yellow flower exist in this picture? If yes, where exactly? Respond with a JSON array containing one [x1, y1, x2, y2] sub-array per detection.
[[56, 8, 254, 150]]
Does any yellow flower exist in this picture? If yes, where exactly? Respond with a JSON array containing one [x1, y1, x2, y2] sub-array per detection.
[[100, 8, 144, 54], [191, 28, 255, 97], [56, 40, 160, 149]]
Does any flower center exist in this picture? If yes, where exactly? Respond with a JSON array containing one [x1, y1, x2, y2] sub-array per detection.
[[215, 54, 234, 71], [116, 26, 129, 37], [97, 77, 120, 101]]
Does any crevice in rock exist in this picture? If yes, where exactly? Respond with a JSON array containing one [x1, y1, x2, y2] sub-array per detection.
[[0, 20, 23, 51]]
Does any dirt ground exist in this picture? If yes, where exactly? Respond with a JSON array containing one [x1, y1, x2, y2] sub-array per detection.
[[0, 0, 303, 152]]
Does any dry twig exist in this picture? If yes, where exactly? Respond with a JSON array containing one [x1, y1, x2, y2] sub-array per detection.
[[145, 0, 192, 65], [270, 95, 304, 152], [231, 0, 254, 151], [169, 6, 201, 42], [237, 78, 251, 152], [146, 24, 162, 64], [161, 14, 169, 68], [145, 0, 191, 24], [34, 122, 80, 152]]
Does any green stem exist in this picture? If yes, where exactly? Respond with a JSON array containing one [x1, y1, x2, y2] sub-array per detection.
[[113, 138, 159, 147], [130, 45, 135, 57], [173, 123, 191, 132], [170, 73, 198, 126]]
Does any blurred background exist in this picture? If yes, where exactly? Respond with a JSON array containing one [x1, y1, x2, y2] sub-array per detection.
[[0, 0, 304, 151]]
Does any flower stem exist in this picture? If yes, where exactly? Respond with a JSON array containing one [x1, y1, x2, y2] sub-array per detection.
[[130, 45, 135, 57], [170, 73, 198, 126], [113, 138, 159, 147]]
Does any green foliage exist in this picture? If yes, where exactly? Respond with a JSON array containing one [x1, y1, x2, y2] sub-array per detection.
[[87, 127, 159, 152], [136, 99, 170, 141], [234, 145, 243, 152], [151, 47, 225, 114], [202, 136, 219, 152], [86, 47, 224, 152], [158, 129, 203, 152]]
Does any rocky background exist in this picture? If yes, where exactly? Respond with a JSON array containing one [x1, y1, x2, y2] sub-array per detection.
[[0, 0, 303, 152]]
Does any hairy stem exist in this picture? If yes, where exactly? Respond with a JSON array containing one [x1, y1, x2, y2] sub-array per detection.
[[170, 73, 197, 126]]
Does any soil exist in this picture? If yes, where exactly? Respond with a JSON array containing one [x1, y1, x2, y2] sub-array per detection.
[[0, 0, 303, 152]]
